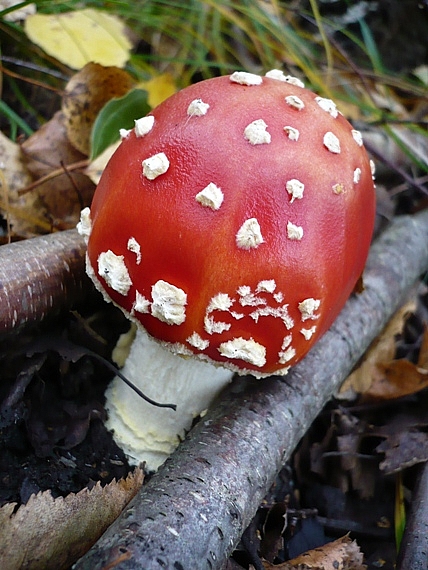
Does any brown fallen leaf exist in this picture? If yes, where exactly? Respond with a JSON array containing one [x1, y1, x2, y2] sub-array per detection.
[[366, 357, 428, 400], [0, 468, 144, 570], [339, 299, 416, 398], [0, 131, 46, 237], [21, 111, 95, 231], [62, 62, 134, 155], [262, 535, 365, 569]]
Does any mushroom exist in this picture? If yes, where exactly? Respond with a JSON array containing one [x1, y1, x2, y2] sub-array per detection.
[[78, 70, 376, 470]]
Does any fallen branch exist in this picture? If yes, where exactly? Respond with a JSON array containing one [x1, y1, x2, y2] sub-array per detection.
[[396, 460, 428, 570], [0, 229, 88, 336], [74, 209, 428, 569]]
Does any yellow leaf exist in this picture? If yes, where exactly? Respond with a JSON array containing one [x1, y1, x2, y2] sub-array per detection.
[[137, 74, 177, 108], [24, 9, 133, 69]]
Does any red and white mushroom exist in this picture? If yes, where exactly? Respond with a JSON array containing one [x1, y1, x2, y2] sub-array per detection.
[[78, 70, 376, 469]]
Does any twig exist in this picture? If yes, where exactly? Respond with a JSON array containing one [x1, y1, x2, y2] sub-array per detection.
[[396, 460, 428, 570], [74, 209, 428, 569], [0, 229, 88, 335]]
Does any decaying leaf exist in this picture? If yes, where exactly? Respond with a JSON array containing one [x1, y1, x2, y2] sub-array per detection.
[[375, 409, 428, 474], [367, 358, 428, 400], [262, 535, 365, 569], [339, 299, 416, 398], [20, 111, 95, 231], [260, 502, 288, 562], [0, 130, 51, 237], [0, 468, 144, 570], [24, 8, 133, 69], [62, 62, 134, 155], [85, 141, 121, 185]]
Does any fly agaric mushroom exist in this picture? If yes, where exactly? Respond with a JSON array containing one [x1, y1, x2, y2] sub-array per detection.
[[78, 70, 376, 470]]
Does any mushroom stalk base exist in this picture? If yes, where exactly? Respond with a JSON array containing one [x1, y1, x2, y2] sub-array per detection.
[[105, 327, 234, 471]]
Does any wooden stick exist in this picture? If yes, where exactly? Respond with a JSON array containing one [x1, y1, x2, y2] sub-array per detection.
[[396, 461, 428, 570], [74, 209, 428, 569], [0, 229, 88, 335]]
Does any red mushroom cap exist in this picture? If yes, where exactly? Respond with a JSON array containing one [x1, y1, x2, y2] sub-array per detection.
[[82, 71, 376, 377]]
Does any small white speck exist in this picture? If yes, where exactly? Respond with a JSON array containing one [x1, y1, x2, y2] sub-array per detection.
[[151, 280, 187, 325], [287, 221, 304, 241], [353, 168, 362, 184], [142, 152, 170, 180], [207, 293, 233, 313], [323, 132, 341, 154], [332, 183, 345, 195], [187, 332, 209, 350], [76, 207, 92, 244], [284, 126, 300, 141], [127, 237, 141, 264], [278, 346, 296, 364], [265, 70, 304, 87], [134, 115, 155, 137], [265, 69, 286, 81], [370, 160, 376, 179], [352, 129, 363, 146], [219, 337, 267, 367], [98, 250, 132, 296], [256, 279, 276, 294], [167, 527, 180, 537], [195, 183, 224, 210], [204, 315, 231, 335], [284, 75, 305, 88], [236, 218, 264, 250], [285, 95, 305, 110], [315, 96, 338, 118], [298, 298, 321, 321], [230, 71, 263, 86], [187, 98, 210, 116], [119, 128, 131, 139], [133, 291, 151, 314], [244, 119, 271, 145], [286, 179, 304, 202], [300, 326, 317, 340], [281, 335, 292, 349]]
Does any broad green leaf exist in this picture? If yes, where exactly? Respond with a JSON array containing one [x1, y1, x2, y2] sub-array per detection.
[[24, 8, 132, 69], [90, 89, 150, 160]]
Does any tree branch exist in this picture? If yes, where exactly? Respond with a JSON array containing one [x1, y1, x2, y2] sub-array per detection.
[[0, 229, 88, 336], [74, 210, 428, 570]]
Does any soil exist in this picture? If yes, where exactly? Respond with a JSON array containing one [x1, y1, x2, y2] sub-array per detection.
[[0, 303, 133, 507]]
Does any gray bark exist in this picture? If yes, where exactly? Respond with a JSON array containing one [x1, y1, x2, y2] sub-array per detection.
[[74, 209, 428, 570], [0, 229, 88, 336], [396, 461, 428, 570]]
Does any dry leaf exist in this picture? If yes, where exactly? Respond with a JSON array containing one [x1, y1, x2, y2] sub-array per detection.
[[85, 140, 121, 185], [0, 131, 51, 237], [366, 358, 428, 400], [20, 111, 95, 231], [137, 73, 177, 108], [375, 409, 428, 474], [262, 535, 365, 569], [24, 8, 133, 69], [263, 536, 367, 570], [0, 468, 143, 570], [62, 62, 134, 155], [339, 300, 416, 397]]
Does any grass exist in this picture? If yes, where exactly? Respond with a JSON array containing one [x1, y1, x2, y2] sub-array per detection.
[[0, 0, 427, 172]]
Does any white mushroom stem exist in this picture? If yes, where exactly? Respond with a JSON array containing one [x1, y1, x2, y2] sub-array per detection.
[[105, 327, 234, 471]]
